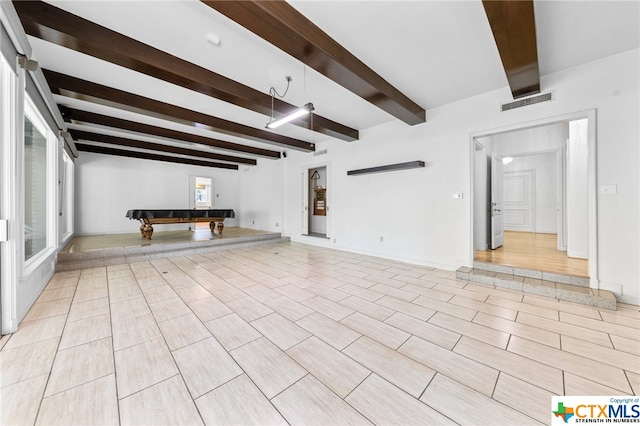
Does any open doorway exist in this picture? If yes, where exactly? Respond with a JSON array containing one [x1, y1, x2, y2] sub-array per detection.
[[302, 165, 331, 239], [308, 166, 327, 238], [472, 113, 595, 281], [189, 176, 214, 230]]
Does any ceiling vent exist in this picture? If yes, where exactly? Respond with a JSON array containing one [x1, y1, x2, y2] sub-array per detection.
[[501, 92, 553, 112]]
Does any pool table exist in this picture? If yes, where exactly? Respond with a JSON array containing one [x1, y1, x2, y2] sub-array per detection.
[[126, 209, 235, 239]]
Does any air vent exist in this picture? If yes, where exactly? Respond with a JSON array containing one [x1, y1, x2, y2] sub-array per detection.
[[313, 149, 328, 157], [501, 92, 553, 112]]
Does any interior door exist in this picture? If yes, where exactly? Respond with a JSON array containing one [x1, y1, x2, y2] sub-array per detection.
[[503, 170, 534, 232], [301, 169, 309, 235], [491, 155, 504, 249]]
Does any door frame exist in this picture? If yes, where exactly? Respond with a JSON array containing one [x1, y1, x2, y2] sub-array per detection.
[[490, 153, 504, 249], [469, 109, 598, 287]]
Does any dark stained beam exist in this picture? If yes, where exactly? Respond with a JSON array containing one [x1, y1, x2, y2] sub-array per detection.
[[482, 0, 540, 99], [202, 1, 426, 125], [44, 69, 314, 152], [75, 143, 238, 170], [61, 107, 280, 159], [69, 129, 256, 165], [14, 0, 357, 142]]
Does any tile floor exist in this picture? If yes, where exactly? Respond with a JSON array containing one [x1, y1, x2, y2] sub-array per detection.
[[1, 241, 638, 425]]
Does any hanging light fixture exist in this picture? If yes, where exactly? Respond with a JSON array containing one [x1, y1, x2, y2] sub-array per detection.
[[266, 76, 314, 129], [266, 103, 314, 129]]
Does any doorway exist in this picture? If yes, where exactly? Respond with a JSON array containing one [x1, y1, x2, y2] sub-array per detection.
[[302, 165, 330, 239], [471, 112, 596, 282], [189, 176, 213, 230]]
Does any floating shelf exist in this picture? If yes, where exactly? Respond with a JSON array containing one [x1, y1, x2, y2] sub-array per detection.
[[347, 160, 425, 176]]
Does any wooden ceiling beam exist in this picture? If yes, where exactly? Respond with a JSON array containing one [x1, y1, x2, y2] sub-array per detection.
[[14, 0, 357, 142], [69, 129, 256, 166], [202, 1, 426, 125], [75, 143, 239, 170], [44, 69, 315, 152], [482, 0, 540, 99], [61, 107, 280, 159]]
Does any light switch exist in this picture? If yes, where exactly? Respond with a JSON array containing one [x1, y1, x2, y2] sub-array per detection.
[[600, 185, 617, 195]]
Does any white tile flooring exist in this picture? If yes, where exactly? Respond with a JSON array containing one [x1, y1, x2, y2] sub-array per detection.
[[1, 241, 638, 425]]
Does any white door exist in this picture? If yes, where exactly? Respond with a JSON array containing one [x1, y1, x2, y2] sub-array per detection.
[[503, 170, 534, 232], [301, 169, 309, 235], [491, 155, 504, 249]]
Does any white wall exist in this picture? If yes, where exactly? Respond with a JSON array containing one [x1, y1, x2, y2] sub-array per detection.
[[492, 122, 568, 156], [237, 157, 284, 233], [75, 153, 239, 234], [239, 48, 639, 304], [567, 119, 589, 258]]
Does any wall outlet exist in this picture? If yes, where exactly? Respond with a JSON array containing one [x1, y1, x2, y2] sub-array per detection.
[[333, 238, 336, 243], [379, 236, 384, 242], [252, 220, 255, 225], [275, 222, 279, 227]]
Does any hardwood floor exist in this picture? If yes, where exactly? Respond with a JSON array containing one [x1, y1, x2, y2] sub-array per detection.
[[475, 231, 589, 277]]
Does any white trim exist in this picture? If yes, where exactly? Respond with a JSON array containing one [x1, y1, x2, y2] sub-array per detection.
[[1, 1, 74, 156], [0, 1, 32, 58], [0, 53, 21, 334], [60, 150, 74, 241], [469, 109, 598, 288]]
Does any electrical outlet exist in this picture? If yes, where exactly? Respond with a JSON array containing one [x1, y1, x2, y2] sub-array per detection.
[[275, 222, 279, 227], [379, 236, 384, 242], [333, 238, 336, 243], [252, 220, 255, 225]]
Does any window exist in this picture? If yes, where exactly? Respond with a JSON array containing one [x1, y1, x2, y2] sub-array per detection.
[[24, 97, 51, 261]]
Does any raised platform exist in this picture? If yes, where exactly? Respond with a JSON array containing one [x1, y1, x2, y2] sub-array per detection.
[[56, 227, 287, 271], [457, 261, 616, 310]]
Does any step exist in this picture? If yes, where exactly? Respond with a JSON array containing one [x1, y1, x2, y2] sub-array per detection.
[[471, 261, 590, 287], [456, 263, 616, 310], [56, 233, 288, 272]]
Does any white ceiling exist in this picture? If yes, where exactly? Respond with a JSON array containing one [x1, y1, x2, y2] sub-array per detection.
[[25, 0, 640, 158]]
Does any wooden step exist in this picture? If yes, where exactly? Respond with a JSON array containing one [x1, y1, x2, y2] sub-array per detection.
[[456, 262, 616, 310]]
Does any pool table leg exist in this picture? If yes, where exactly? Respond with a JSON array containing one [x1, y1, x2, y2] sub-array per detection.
[[142, 223, 153, 239], [209, 221, 224, 235]]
